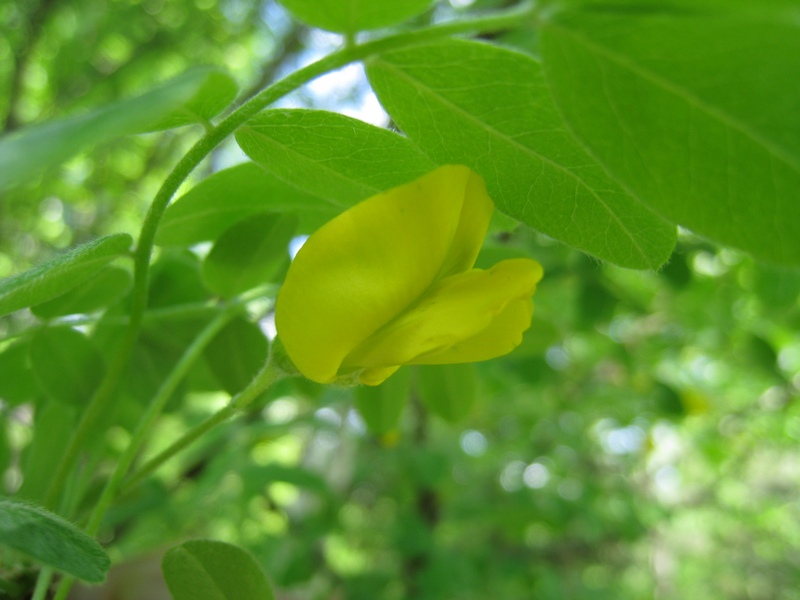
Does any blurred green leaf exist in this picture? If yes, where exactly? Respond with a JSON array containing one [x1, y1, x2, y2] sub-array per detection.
[[0, 68, 234, 190], [751, 262, 800, 309], [0, 234, 131, 317], [578, 279, 617, 328], [0, 498, 110, 583], [355, 367, 411, 436], [0, 414, 9, 484], [277, 0, 434, 33], [202, 212, 296, 298], [0, 340, 38, 407], [203, 317, 268, 395], [417, 363, 476, 424], [367, 40, 675, 269], [31, 266, 132, 318], [540, 7, 800, 265], [236, 109, 434, 206], [162, 539, 275, 600], [156, 163, 328, 246], [509, 316, 561, 358], [17, 402, 77, 504], [240, 463, 334, 501], [29, 327, 105, 407], [147, 69, 238, 131]]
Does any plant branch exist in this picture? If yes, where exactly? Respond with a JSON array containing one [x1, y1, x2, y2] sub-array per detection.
[[121, 342, 288, 494], [51, 306, 238, 600]]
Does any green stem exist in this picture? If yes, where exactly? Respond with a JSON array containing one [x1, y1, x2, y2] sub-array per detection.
[[30, 567, 52, 600], [52, 306, 237, 600], [121, 346, 287, 494], [42, 0, 534, 511]]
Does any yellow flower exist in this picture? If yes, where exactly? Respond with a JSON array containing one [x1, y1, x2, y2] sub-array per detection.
[[275, 165, 543, 386]]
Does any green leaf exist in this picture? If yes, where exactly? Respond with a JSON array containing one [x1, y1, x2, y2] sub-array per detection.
[[31, 266, 132, 318], [277, 0, 434, 33], [0, 415, 10, 484], [0, 234, 132, 317], [147, 69, 238, 131], [508, 316, 561, 358], [0, 498, 110, 583], [0, 67, 235, 190], [240, 464, 334, 502], [235, 109, 435, 207], [202, 212, 297, 298], [751, 262, 800, 309], [162, 539, 275, 600], [156, 163, 329, 246], [29, 327, 105, 407], [18, 402, 77, 504], [539, 7, 800, 265], [355, 367, 411, 436], [0, 341, 38, 407], [203, 317, 268, 395], [367, 40, 675, 270], [417, 364, 477, 424]]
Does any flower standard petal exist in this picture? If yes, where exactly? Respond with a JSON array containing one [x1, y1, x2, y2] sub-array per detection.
[[342, 258, 543, 383], [275, 165, 494, 384]]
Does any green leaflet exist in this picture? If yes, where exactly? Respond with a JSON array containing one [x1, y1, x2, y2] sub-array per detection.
[[203, 317, 269, 395], [29, 327, 105, 407], [31, 266, 132, 318], [201, 212, 297, 299], [0, 67, 236, 190], [17, 402, 77, 504], [162, 539, 275, 600], [417, 364, 477, 424], [0, 341, 38, 407], [235, 108, 435, 206], [367, 39, 676, 270], [156, 163, 330, 246], [0, 498, 110, 583], [540, 6, 800, 265], [355, 366, 411, 435], [277, 0, 434, 33], [0, 234, 132, 317]]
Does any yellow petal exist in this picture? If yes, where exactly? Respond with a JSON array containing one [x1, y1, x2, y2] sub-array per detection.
[[275, 165, 494, 384], [414, 297, 533, 364], [342, 258, 543, 373]]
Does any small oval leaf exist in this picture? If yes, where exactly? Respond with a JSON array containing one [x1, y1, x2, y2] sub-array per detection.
[[0, 341, 38, 407], [355, 367, 410, 436], [156, 163, 329, 247], [417, 364, 477, 424], [235, 109, 434, 207], [202, 212, 297, 298], [0, 234, 132, 317], [162, 539, 275, 600], [29, 327, 105, 407], [204, 317, 269, 395], [31, 266, 132, 318], [0, 498, 110, 583], [18, 402, 77, 504]]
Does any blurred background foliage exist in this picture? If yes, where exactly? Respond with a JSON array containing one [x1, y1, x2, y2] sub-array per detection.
[[2, 0, 800, 599]]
